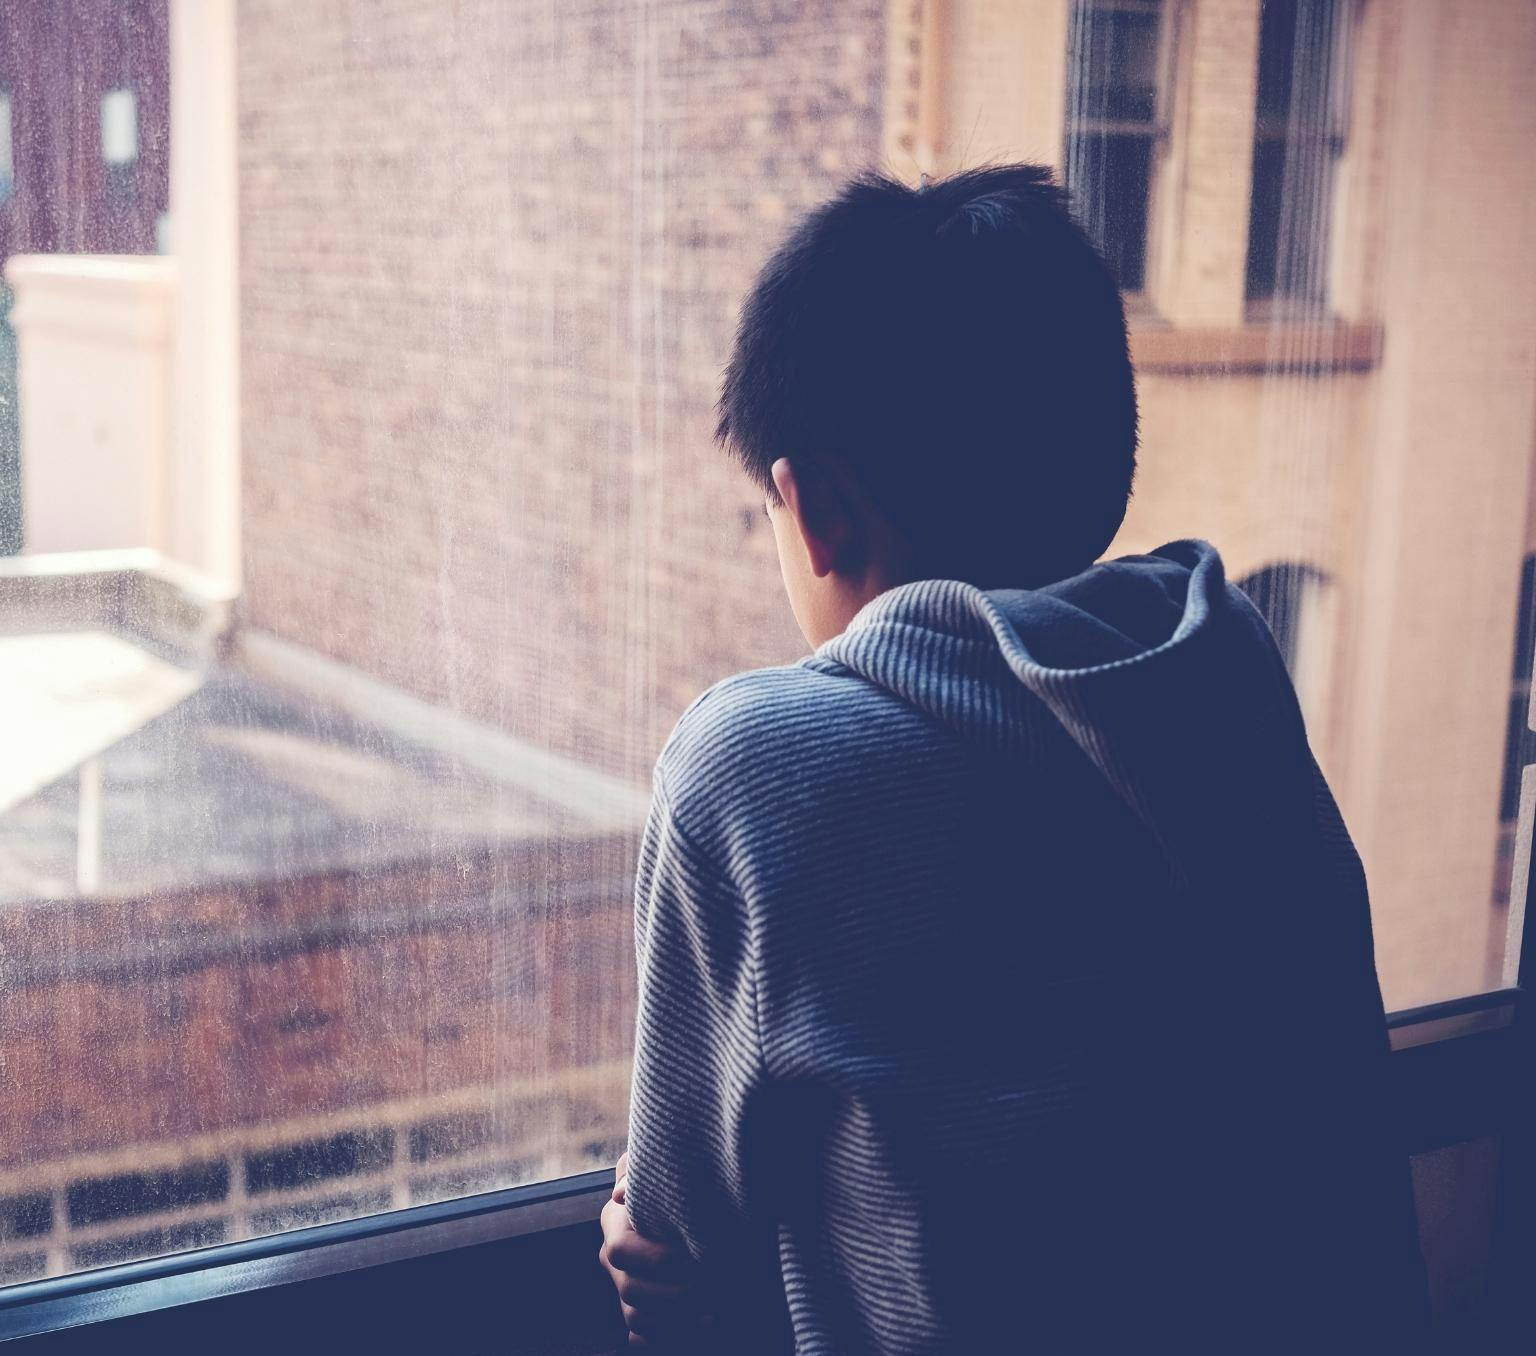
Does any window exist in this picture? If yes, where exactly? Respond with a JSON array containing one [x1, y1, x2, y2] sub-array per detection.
[[1063, 0, 1171, 294], [100, 88, 139, 168], [0, 79, 14, 564], [1244, 0, 1349, 311], [1494, 553, 1536, 909], [1234, 560, 1336, 736], [0, 0, 1532, 1304], [0, 90, 13, 204], [100, 87, 139, 204], [1235, 560, 1328, 675]]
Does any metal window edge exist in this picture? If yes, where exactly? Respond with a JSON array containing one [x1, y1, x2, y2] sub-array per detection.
[[1386, 986, 1520, 1047], [0, 1169, 612, 1341]]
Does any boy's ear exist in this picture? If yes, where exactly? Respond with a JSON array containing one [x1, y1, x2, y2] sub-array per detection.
[[771, 458, 856, 579]]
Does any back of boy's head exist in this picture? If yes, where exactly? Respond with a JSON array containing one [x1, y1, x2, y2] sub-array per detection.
[[717, 164, 1138, 589]]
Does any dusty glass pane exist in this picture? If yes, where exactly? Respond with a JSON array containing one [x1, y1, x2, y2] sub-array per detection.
[[0, 0, 1531, 1287]]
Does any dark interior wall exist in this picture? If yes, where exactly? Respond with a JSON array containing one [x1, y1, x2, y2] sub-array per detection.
[[1413, 1136, 1502, 1340]]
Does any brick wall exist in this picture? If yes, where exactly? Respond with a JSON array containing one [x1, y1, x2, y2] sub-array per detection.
[[0, 837, 636, 1172], [0, 1, 892, 1275], [237, 0, 887, 784]]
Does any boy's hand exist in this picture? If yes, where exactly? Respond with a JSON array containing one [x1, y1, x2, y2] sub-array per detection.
[[599, 1152, 716, 1348]]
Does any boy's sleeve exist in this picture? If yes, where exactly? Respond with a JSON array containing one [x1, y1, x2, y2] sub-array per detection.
[[622, 776, 776, 1267]]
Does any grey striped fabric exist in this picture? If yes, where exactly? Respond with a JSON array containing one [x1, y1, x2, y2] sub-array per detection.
[[624, 540, 1427, 1354]]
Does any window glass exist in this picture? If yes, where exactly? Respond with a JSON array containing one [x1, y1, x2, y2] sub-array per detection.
[[1235, 561, 1328, 675], [100, 89, 140, 168], [0, 83, 13, 558], [1495, 554, 1536, 911], [0, 81, 16, 558], [100, 88, 141, 207], [1063, 0, 1168, 293], [1245, 0, 1345, 309], [1, 0, 1533, 1287], [0, 90, 13, 204]]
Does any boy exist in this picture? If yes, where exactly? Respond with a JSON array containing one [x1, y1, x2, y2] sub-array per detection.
[[600, 165, 1427, 1353]]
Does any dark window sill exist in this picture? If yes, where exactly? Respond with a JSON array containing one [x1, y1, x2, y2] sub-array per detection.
[[1130, 318, 1384, 374], [0, 1170, 619, 1349]]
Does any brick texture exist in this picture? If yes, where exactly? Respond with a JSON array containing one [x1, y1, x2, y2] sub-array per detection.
[[0, 838, 636, 1171], [237, 0, 887, 784]]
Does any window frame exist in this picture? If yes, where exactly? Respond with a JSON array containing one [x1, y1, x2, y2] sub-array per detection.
[[0, 0, 1528, 1342], [0, 1169, 620, 1346]]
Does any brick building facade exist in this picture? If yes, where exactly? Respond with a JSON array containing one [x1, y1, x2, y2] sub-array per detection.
[[236, 0, 884, 783]]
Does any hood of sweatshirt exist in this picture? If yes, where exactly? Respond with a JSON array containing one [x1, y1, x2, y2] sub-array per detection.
[[817, 539, 1318, 890], [815, 539, 1416, 1328]]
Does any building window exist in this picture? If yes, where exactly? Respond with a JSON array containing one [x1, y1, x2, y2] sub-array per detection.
[[1235, 560, 1329, 676], [1063, 0, 1171, 295], [1500, 555, 1536, 823], [100, 86, 139, 202], [1492, 554, 1536, 910], [0, 89, 13, 204], [100, 87, 139, 167], [1244, 0, 1350, 312]]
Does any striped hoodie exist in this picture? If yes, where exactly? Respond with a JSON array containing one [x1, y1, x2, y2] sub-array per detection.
[[624, 539, 1428, 1354]]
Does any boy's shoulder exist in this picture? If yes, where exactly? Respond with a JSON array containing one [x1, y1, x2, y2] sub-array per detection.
[[654, 658, 959, 835], [660, 657, 893, 766]]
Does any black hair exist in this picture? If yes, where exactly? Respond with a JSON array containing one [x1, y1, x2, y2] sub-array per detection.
[[717, 164, 1138, 589]]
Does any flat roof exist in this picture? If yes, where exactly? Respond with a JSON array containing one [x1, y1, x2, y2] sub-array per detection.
[[0, 633, 586, 903]]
